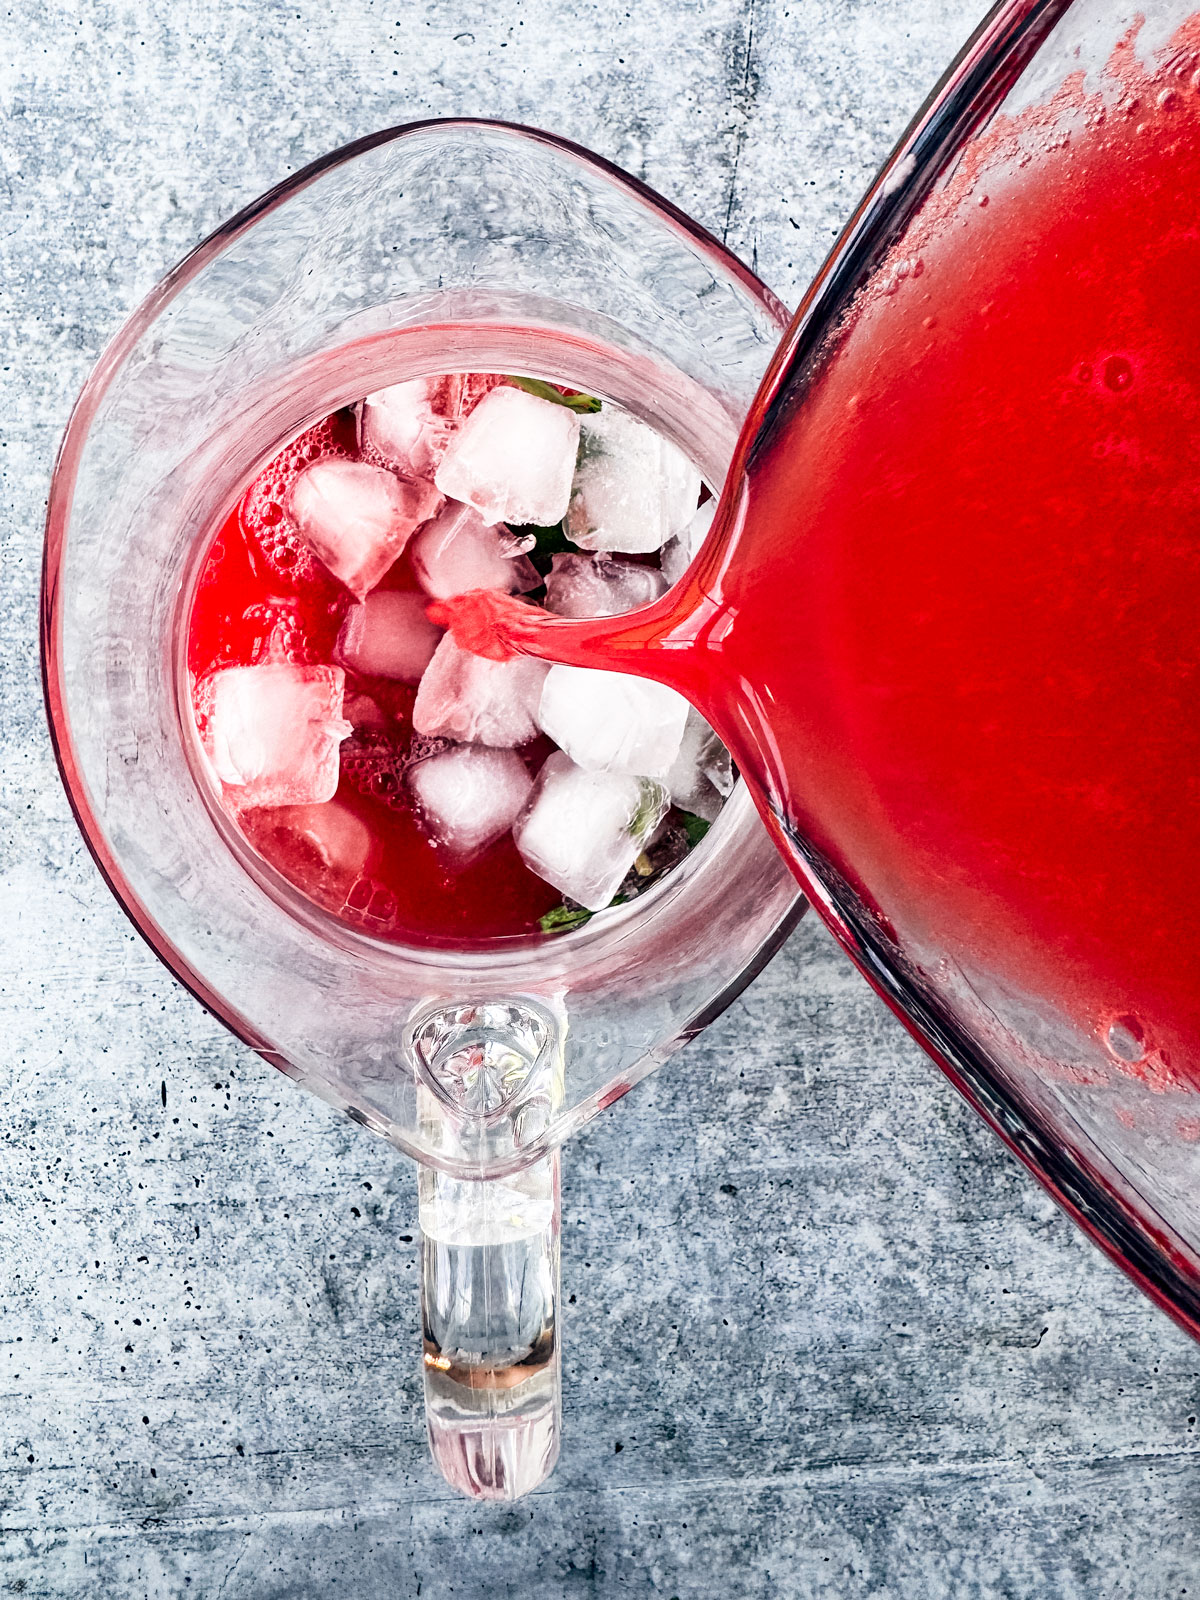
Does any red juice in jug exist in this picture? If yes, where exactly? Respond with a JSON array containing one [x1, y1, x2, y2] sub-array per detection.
[[186, 375, 726, 946], [186, 405, 558, 943]]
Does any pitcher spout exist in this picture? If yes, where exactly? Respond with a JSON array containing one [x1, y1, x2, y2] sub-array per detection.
[[427, 581, 724, 696]]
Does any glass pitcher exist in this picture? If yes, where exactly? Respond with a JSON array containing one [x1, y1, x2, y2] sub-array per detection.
[[40, 122, 803, 1499], [440, 0, 1200, 1348]]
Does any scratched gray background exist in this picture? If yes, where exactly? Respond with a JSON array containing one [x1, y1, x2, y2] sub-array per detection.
[[3, 1, 1199, 1595]]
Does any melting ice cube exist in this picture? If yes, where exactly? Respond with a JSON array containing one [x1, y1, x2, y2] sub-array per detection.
[[201, 663, 351, 808], [543, 553, 667, 619], [414, 635, 548, 748], [409, 745, 534, 863], [434, 386, 581, 527], [360, 377, 454, 479], [410, 501, 540, 600], [342, 690, 393, 734], [537, 664, 689, 779], [336, 590, 443, 683], [242, 799, 372, 901], [291, 459, 441, 599], [660, 499, 717, 586], [514, 752, 668, 912], [566, 405, 701, 554], [665, 708, 735, 823]]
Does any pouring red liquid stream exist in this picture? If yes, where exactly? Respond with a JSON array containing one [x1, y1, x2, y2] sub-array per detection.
[[440, 16, 1200, 1090]]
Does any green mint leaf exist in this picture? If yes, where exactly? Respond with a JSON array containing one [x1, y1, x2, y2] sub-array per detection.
[[511, 519, 576, 574], [679, 811, 712, 847], [538, 904, 594, 934], [506, 375, 602, 413]]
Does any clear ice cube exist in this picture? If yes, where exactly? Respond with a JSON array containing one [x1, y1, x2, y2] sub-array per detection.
[[201, 663, 351, 808], [242, 799, 372, 899], [336, 590, 443, 683], [291, 458, 441, 599], [359, 375, 506, 482], [565, 405, 701, 554], [514, 752, 669, 912], [409, 745, 534, 862], [359, 377, 453, 480], [660, 499, 717, 586], [410, 501, 540, 600], [537, 664, 689, 779], [665, 707, 735, 823], [434, 387, 581, 527], [543, 553, 667, 619], [342, 690, 392, 733], [414, 635, 548, 748]]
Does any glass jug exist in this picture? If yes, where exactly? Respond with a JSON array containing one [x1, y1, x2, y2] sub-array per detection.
[[445, 0, 1200, 1348], [40, 123, 803, 1499]]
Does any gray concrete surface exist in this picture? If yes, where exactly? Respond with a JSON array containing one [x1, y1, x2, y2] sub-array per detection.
[[3, 0, 1200, 1594]]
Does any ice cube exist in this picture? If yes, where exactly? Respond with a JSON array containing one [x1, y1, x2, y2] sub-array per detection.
[[409, 745, 533, 862], [360, 377, 454, 480], [359, 375, 507, 480], [291, 458, 441, 599], [514, 752, 669, 912], [434, 386, 581, 527], [544, 553, 667, 619], [202, 663, 351, 808], [336, 590, 443, 683], [414, 635, 548, 748], [342, 691, 391, 733], [241, 799, 371, 901], [665, 708, 735, 823], [660, 499, 717, 586], [566, 405, 701, 554], [537, 664, 689, 779], [410, 501, 540, 600]]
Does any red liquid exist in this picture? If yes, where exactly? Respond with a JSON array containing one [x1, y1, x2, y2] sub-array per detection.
[[718, 20, 1200, 1085], [187, 409, 560, 945], [454, 19, 1200, 1083]]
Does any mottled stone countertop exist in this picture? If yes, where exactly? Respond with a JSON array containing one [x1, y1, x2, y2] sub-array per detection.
[[3, 1, 1198, 1594]]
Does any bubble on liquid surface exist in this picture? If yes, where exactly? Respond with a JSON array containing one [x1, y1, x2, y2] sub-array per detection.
[[1105, 1014, 1146, 1064], [339, 732, 411, 812], [241, 602, 308, 665], [241, 415, 355, 592]]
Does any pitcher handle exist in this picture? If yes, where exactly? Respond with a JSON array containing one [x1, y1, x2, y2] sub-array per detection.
[[418, 1150, 562, 1500]]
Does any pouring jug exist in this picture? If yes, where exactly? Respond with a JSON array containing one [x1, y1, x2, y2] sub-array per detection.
[[40, 123, 803, 1499], [445, 0, 1200, 1350]]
